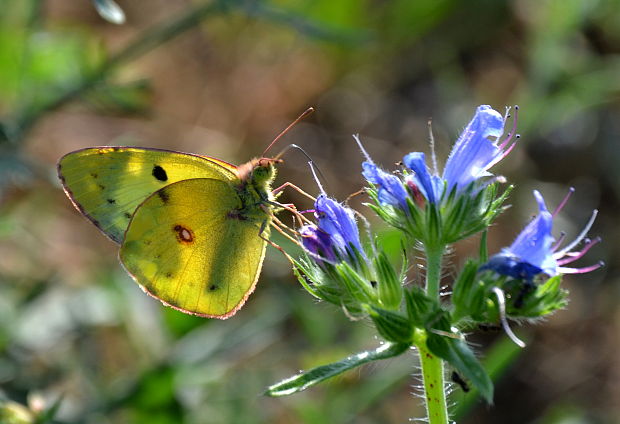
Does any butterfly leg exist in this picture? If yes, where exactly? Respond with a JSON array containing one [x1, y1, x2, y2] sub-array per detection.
[[258, 219, 296, 264], [264, 201, 314, 228], [346, 188, 366, 203], [272, 182, 316, 202]]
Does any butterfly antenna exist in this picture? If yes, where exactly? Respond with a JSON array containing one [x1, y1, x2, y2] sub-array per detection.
[[276, 143, 328, 186], [262, 107, 315, 157]]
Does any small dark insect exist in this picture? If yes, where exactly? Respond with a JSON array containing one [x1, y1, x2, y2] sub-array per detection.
[[514, 280, 536, 309], [478, 323, 502, 332], [451, 371, 470, 393]]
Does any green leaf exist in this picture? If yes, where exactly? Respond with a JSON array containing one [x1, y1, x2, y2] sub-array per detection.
[[265, 342, 410, 397], [452, 336, 526, 421], [426, 333, 493, 403]]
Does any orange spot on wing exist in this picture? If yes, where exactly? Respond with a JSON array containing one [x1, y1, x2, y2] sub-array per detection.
[[173, 225, 195, 244]]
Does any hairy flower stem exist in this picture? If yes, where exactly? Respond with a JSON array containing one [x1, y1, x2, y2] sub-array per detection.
[[420, 244, 449, 424], [425, 244, 444, 299], [416, 331, 449, 424]]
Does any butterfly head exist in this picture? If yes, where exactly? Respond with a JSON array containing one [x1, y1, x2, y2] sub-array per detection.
[[237, 157, 281, 187]]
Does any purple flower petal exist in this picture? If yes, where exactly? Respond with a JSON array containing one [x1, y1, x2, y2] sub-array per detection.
[[483, 191, 558, 280], [442, 105, 505, 193], [362, 162, 409, 210], [300, 225, 337, 264], [402, 152, 438, 204], [315, 194, 364, 257]]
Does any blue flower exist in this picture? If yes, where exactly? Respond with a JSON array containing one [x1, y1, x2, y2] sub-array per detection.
[[300, 225, 337, 264], [401, 152, 443, 204], [482, 190, 602, 281], [359, 105, 516, 206], [442, 105, 508, 194], [300, 194, 365, 266], [361, 162, 409, 210], [403, 105, 514, 203]]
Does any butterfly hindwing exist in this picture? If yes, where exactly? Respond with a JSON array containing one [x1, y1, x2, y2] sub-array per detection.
[[119, 178, 271, 318], [58, 147, 237, 243]]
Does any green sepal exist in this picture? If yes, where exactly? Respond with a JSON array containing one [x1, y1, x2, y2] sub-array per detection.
[[425, 317, 494, 403], [479, 230, 489, 262], [451, 260, 488, 322], [265, 342, 410, 397], [504, 275, 568, 318], [292, 259, 323, 300], [425, 202, 443, 248], [440, 183, 512, 244], [404, 285, 437, 327], [373, 250, 403, 310], [337, 262, 376, 305], [366, 305, 413, 344]]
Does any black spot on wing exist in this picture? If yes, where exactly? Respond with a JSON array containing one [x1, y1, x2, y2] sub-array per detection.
[[157, 188, 170, 204], [209, 284, 218, 291], [152, 165, 168, 182], [107, 198, 116, 204], [124, 212, 132, 219]]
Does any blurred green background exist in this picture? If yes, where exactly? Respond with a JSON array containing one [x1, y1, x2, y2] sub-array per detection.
[[1, 0, 618, 423]]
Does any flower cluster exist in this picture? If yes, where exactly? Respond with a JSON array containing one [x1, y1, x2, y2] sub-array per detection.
[[275, 104, 602, 410], [295, 194, 404, 315], [299, 194, 366, 270], [482, 189, 602, 281], [358, 105, 516, 245]]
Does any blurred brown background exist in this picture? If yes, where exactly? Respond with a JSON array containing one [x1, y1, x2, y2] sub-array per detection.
[[1, 0, 619, 423]]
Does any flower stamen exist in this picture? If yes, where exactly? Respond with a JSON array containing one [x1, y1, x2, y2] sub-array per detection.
[[556, 236, 601, 265], [559, 260, 605, 275], [553, 209, 598, 258], [552, 187, 575, 217], [498, 105, 519, 150], [551, 231, 566, 252]]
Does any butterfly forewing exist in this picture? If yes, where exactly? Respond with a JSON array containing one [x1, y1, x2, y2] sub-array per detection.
[[119, 178, 271, 318], [58, 147, 237, 243]]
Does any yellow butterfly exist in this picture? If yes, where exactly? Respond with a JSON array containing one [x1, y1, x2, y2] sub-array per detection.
[[57, 110, 312, 319]]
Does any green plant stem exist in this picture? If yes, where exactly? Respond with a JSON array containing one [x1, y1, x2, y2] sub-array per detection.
[[424, 244, 444, 299], [419, 244, 448, 423], [417, 335, 449, 424]]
